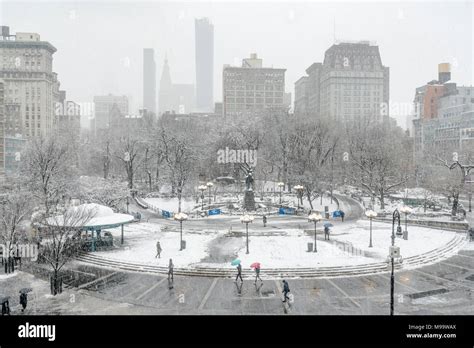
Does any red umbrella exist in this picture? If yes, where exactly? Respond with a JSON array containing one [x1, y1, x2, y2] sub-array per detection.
[[250, 262, 261, 269]]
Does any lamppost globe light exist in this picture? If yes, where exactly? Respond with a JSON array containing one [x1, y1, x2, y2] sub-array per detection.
[[174, 212, 188, 221], [400, 206, 412, 214], [308, 213, 323, 222], [277, 182, 285, 188], [293, 185, 304, 191], [308, 213, 322, 253], [174, 212, 188, 251], [365, 210, 378, 218], [240, 214, 255, 223], [206, 182, 213, 188], [240, 214, 254, 254], [399, 206, 411, 240], [198, 185, 207, 191]]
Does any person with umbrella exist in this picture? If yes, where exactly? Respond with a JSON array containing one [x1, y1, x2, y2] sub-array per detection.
[[232, 259, 243, 283], [19, 288, 31, 313], [324, 222, 333, 240], [282, 280, 290, 303], [155, 241, 162, 258], [251, 262, 262, 283], [340, 210, 345, 222], [262, 215, 267, 227]]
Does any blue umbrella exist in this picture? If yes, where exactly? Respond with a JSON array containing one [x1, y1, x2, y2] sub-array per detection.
[[231, 259, 241, 266], [324, 222, 334, 228]]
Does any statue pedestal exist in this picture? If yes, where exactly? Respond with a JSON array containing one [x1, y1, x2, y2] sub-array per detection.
[[243, 190, 256, 211]]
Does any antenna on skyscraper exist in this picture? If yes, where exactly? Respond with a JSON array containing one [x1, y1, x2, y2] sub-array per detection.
[[333, 16, 336, 43]]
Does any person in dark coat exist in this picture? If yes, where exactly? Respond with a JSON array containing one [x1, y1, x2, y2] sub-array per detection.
[[324, 226, 330, 240], [262, 215, 267, 227], [340, 210, 345, 222], [282, 280, 290, 303], [168, 258, 174, 281], [19, 293, 28, 312], [1, 300, 10, 315], [155, 241, 162, 258], [235, 263, 243, 283]]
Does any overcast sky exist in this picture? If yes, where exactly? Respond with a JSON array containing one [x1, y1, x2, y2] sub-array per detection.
[[1, 0, 472, 128]]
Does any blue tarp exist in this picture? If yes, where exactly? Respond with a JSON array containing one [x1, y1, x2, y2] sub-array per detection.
[[279, 207, 296, 215], [208, 208, 221, 216], [333, 210, 342, 218], [162, 210, 171, 218]]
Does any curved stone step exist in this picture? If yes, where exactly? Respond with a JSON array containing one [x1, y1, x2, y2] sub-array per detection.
[[75, 233, 466, 279]]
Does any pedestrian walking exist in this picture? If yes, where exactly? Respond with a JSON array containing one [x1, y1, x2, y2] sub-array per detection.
[[262, 215, 267, 227], [324, 226, 330, 240], [155, 241, 162, 258], [19, 293, 27, 312], [1, 299, 10, 316], [282, 280, 290, 303], [168, 258, 174, 281], [254, 265, 262, 283], [235, 263, 243, 283], [340, 210, 345, 222]]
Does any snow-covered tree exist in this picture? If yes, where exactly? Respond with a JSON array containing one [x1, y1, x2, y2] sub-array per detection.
[[21, 135, 78, 214], [0, 188, 32, 273], [346, 118, 409, 209], [39, 204, 95, 295], [160, 125, 196, 212]]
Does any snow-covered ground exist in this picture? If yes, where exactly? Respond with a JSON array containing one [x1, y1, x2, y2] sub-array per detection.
[[94, 219, 459, 269], [0, 272, 18, 280], [96, 222, 217, 267]]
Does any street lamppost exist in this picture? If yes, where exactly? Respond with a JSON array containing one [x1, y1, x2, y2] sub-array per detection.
[[240, 214, 254, 254], [174, 212, 188, 251], [206, 182, 214, 205], [308, 212, 323, 252], [294, 185, 304, 210], [365, 210, 378, 248], [198, 185, 207, 211], [277, 182, 285, 206], [399, 206, 412, 240], [389, 209, 403, 316], [467, 174, 473, 213]]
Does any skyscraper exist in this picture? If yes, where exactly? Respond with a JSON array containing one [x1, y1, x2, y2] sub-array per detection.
[[195, 18, 214, 112], [143, 48, 156, 115]]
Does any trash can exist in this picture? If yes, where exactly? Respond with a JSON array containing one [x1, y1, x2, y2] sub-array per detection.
[[307, 242, 313, 252], [181, 240, 186, 250]]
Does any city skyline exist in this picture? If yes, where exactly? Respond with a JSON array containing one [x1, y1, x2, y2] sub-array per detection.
[[1, 1, 472, 128], [0, 1, 474, 339]]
